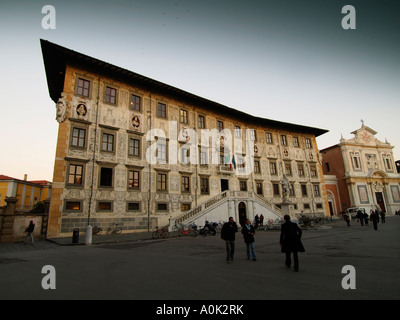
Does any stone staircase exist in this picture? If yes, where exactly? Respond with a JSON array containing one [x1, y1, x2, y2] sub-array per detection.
[[169, 191, 283, 230]]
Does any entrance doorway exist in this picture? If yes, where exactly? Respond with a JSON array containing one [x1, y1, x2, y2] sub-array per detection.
[[328, 201, 334, 216], [221, 179, 229, 192], [238, 202, 247, 226], [375, 192, 386, 213]]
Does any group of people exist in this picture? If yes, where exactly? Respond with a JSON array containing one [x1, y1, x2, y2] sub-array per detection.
[[343, 209, 386, 230], [221, 215, 304, 272]]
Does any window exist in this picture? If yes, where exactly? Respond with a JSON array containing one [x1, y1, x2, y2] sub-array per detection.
[[301, 184, 308, 197], [102, 133, 114, 152], [156, 142, 167, 163], [71, 128, 86, 148], [200, 151, 208, 166], [157, 203, 168, 211], [239, 180, 247, 191], [157, 102, 167, 118], [249, 129, 257, 141], [181, 147, 190, 165], [293, 137, 299, 148], [266, 132, 273, 144], [100, 167, 113, 187], [68, 164, 83, 185], [200, 177, 209, 194], [234, 126, 242, 138], [289, 184, 295, 197], [127, 202, 140, 211], [273, 183, 280, 196], [181, 203, 191, 211], [313, 185, 320, 196], [304, 203, 310, 209], [128, 170, 140, 189], [305, 138, 312, 149], [325, 162, 330, 172], [105, 86, 117, 104], [270, 162, 277, 175], [128, 138, 141, 157], [383, 154, 393, 172], [182, 176, 190, 193], [76, 78, 90, 97], [350, 152, 361, 171], [281, 135, 287, 146], [157, 173, 167, 191], [180, 109, 188, 124], [256, 182, 263, 195], [298, 163, 305, 176], [65, 201, 81, 211], [285, 162, 292, 176], [310, 164, 317, 177], [98, 201, 112, 211], [198, 115, 205, 129], [217, 120, 224, 132], [254, 160, 260, 173], [130, 94, 141, 111]]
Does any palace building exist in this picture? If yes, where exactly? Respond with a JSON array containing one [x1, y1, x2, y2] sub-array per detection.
[[41, 40, 329, 237], [321, 123, 400, 215]]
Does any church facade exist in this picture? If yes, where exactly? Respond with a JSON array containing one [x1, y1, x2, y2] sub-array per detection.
[[321, 124, 400, 215], [41, 40, 329, 237]]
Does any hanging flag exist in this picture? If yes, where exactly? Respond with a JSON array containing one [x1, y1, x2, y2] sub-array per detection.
[[232, 155, 236, 169]]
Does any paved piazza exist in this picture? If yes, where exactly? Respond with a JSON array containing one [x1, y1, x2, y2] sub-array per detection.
[[1, 217, 399, 301]]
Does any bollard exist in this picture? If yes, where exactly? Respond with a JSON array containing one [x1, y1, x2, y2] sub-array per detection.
[[85, 225, 92, 245]]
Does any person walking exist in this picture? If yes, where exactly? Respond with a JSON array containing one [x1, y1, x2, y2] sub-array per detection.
[[241, 219, 256, 261], [375, 209, 380, 223], [343, 212, 351, 226], [356, 209, 364, 226], [259, 214, 264, 226], [380, 211, 386, 223], [363, 212, 369, 226], [280, 215, 305, 272], [221, 217, 238, 263], [24, 220, 35, 245], [254, 214, 260, 229], [370, 210, 379, 230]]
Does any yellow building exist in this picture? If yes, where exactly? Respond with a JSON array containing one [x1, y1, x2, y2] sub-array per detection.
[[0, 174, 51, 212], [41, 40, 329, 238]]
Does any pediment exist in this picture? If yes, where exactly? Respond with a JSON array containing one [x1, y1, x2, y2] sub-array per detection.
[[345, 125, 388, 146]]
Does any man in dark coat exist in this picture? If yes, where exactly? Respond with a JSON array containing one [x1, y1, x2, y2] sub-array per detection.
[[241, 219, 256, 261], [221, 217, 238, 263], [370, 210, 379, 230], [280, 215, 305, 272]]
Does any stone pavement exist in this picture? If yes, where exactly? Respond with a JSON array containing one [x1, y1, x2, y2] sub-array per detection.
[[0, 216, 345, 253], [0, 216, 399, 300]]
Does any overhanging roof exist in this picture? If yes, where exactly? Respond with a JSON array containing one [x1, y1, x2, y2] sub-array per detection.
[[40, 39, 328, 137]]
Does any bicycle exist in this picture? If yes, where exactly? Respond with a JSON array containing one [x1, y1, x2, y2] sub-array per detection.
[[180, 224, 198, 237], [106, 223, 122, 235], [152, 226, 169, 239], [92, 225, 102, 235]]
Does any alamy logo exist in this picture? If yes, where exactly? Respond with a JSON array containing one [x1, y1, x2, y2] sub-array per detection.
[[41, 5, 56, 30], [341, 5, 356, 30], [341, 265, 356, 290], [41, 265, 56, 290]]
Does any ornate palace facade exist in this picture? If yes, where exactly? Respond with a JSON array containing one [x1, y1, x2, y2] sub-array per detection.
[[321, 124, 400, 215], [41, 40, 329, 237]]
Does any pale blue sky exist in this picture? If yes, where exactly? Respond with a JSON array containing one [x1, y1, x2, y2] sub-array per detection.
[[0, 0, 399, 181]]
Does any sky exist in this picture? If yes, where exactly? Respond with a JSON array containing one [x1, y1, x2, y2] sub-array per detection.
[[0, 0, 399, 181]]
